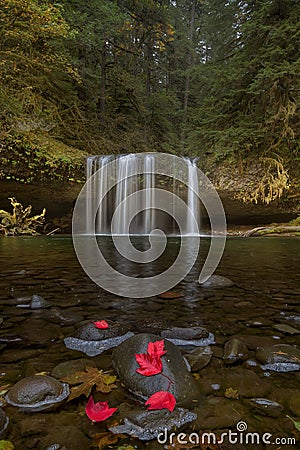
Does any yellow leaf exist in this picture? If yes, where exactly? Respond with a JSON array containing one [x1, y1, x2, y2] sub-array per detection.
[[0, 384, 10, 396], [224, 387, 239, 399], [103, 374, 117, 385], [192, 373, 201, 380], [91, 432, 126, 449], [61, 367, 117, 401]]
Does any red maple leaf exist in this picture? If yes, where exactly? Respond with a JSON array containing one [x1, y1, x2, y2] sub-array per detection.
[[135, 352, 163, 376], [135, 340, 166, 376], [147, 340, 167, 358], [145, 391, 176, 412], [85, 396, 117, 422], [94, 320, 109, 329]]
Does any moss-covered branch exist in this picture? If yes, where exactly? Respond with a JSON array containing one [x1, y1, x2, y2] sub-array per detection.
[[0, 197, 46, 235]]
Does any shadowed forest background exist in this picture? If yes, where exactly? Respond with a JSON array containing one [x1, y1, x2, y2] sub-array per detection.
[[0, 0, 299, 212]]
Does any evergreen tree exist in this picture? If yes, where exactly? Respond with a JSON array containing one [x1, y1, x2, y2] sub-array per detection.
[[189, 0, 300, 164]]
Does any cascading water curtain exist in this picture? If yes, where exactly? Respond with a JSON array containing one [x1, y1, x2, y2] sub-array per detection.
[[85, 154, 200, 235]]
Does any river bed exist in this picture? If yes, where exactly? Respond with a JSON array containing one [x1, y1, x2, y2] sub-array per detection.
[[0, 236, 299, 449]]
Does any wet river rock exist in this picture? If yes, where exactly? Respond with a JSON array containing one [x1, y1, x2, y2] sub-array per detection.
[[223, 338, 249, 365], [201, 275, 234, 289], [30, 294, 52, 309], [5, 375, 69, 412], [109, 408, 197, 441], [185, 346, 213, 371], [112, 333, 200, 406], [46, 308, 84, 326], [51, 358, 94, 379], [0, 407, 9, 436], [272, 323, 300, 335], [134, 318, 169, 334], [256, 344, 300, 372], [64, 321, 134, 357], [247, 398, 283, 418], [76, 321, 130, 340], [16, 294, 52, 309], [161, 326, 214, 346]]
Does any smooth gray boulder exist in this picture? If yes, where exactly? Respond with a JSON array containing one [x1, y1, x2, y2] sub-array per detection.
[[76, 321, 131, 340], [64, 321, 134, 356], [112, 333, 200, 407], [5, 375, 69, 412]]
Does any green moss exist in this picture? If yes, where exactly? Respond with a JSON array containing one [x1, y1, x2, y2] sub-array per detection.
[[0, 132, 86, 184], [289, 216, 300, 226]]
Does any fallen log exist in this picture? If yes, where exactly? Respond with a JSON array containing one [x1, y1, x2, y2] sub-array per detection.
[[243, 226, 300, 237]]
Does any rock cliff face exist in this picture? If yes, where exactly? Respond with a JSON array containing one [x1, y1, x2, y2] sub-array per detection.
[[0, 156, 298, 230], [202, 157, 299, 225]]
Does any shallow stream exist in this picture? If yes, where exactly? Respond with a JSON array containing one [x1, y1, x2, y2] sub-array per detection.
[[0, 236, 299, 449]]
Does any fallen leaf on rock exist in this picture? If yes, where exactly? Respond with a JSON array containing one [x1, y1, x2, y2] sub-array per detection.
[[135, 339, 166, 376], [94, 320, 109, 329], [135, 351, 163, 376], [148, 339, 167, 358], [91, 431, 126, 449], [224, 387, 239, 399], [145, 391, 176, 412], [61, 367, 117, 401], [159, 291, 184, 299], [86, 396, 117, 422]]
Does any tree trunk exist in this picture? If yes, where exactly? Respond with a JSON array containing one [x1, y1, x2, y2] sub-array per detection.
[[99, 42, 107, 124], [181, 0, 196, 148], [146, 41, 152, 98]]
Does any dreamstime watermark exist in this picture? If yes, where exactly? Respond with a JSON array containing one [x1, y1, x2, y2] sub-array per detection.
[[157, 421, 297, 446], [72, 153, 226, 298]]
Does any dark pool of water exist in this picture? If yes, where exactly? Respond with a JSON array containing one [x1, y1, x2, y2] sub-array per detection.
[[0, 236, 300, 449]]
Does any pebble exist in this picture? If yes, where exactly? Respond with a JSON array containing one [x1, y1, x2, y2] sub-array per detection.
[[272, 323, 300, 335], [223, 338, 248, 364], [248, 398, 283, 417], [201, 275, 234, 288], [185, 346, 213, 371], [256, 344, 300, 372]]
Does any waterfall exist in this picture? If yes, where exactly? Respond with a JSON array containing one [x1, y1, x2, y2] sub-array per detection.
[[185, 157, 200, 235], [85, 153, 201, 235]]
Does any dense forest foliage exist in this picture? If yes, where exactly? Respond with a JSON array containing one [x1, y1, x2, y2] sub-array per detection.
[[0, 0, 299, 201]]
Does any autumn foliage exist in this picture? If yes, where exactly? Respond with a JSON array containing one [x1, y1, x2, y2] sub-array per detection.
[[85, 396, 117, 423], [135, 339, 176, 412]]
